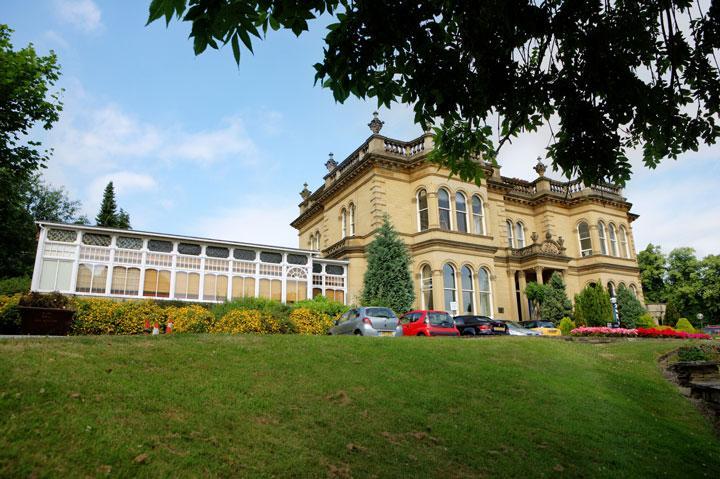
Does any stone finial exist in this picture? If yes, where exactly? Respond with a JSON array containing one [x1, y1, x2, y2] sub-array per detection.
[[534, 156, 547, 177], [531, 231, 539, 244], [545, 231, 552, 241], [300, 182, 311, 200], [325, 152, 337, 172], [368, 111, 384, 134]]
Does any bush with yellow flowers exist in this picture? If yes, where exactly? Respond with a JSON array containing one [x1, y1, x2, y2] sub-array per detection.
[[0, 294, 22, 334], [166, 305, 214, 333], [211, 309, 281, 334], [71, 298, 166, 335], [289, 307, 334, 335]]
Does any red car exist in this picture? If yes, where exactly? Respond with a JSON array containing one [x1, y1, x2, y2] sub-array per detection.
[[399, 310, 460, 337]]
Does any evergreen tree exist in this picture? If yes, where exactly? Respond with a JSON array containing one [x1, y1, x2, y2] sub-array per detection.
[[664, 301, 681, 326], [116, 208, 131, 229], [360, 216, 414, 314], [524, 282, 547, 321], [540, 272, 573, 323], [96, 182, 118, 227], [574, 283, 613, 327], [615, 284, 646, 328]]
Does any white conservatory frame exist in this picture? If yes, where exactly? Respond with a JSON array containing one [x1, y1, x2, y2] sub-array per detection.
[[31, 222, 348, 304]]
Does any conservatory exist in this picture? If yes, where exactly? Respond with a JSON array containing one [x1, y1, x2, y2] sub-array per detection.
[[31, 222, 347, 304]]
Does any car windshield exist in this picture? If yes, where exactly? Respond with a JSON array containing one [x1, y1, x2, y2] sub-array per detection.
[[427, 312, 452, 325], [537, 321, 555, 328], [366, 308, 396, 319], [506, 322, 525, 329]]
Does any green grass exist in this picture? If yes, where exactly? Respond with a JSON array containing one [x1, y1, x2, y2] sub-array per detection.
[[1, 336, 719, 478]]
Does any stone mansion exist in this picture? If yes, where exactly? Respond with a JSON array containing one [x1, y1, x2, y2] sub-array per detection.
[[291, 113, 643, 321], [31, 114, 642, 321]]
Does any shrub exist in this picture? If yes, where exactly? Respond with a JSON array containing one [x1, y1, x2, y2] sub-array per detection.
[[291, 295, 349, 318], [0, 294, 22, 334], [211, 309, 281, 334], [19, 291, 71, 309], [167, 305, 215, 333], [574, 283, 613, 326], [0, 276, 30, 295], [616, 284, 646, 328], [72, 298, 166, 335], [677, 346, 710, 362], [636, 313, 656, 328], [115, 301, 167, 332], [558, 317, 576, 336], [675, 318, 695, 333], [289, 308, 335, 335]]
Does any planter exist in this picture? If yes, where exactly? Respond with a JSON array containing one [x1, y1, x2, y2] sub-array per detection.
[[19, 306, 75, 336]]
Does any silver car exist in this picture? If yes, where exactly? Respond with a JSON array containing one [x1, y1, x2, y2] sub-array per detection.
[[499, 320, 541, 336], [329, 307, 402, 336]]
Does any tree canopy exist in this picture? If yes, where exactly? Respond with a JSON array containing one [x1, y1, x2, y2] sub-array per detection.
[[148, 0, 720, 185], [96, 182, 131, 229]]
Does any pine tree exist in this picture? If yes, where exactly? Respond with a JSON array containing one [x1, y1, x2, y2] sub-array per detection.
[[540, 272, 573, 323], [116, 208, 131, 229], [574, 282, 613, 327], [616, 284, 646, 328], [96, 182, 118, 227], [360, 216, 414, 313]]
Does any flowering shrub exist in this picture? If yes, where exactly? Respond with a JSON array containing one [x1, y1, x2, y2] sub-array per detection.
[[211, 309, 281, 334], [571, 327, 638, 337], [166, 305, 214, 333], [636, 327, 710, 340], [0, 294, 21, 333], [289, 308, 334, 335], [72, 298, 166, 335]]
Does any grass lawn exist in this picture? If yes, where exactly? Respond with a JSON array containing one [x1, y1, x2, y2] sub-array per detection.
[[1, 335, 719, 478]]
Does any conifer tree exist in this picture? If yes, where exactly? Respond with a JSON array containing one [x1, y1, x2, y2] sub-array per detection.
[[573, 282, 613, 327], [615, 284, 646, 328], [96, 182, 118, 227], [540, 272, 573, 323], [360, 216, 414, 314], [116, 208, 131, 229]]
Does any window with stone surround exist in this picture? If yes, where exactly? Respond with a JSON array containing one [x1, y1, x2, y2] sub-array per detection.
[[438, 188, 451, 230]]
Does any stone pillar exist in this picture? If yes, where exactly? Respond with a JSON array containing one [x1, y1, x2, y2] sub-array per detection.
[[432, 267, 444, 312], [427, 191, 440, 229], [507, 269, 519, 321], [518, 270, 529, 321], [535, 266, 544, 285]]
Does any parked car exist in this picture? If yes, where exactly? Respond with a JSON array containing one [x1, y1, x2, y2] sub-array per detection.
[[328, 306, 402, 336], [496, 319, 542, 336], [702, 325, 720, 336], [519, 320, 561, 336], [454, 315, 509, 336], [399, 310, 460, 337]]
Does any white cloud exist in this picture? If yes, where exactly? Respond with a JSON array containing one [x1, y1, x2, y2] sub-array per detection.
[[163, 117, 260, 166], [54, 0, 103, 33], [43, 30, 70, 49], [86, 171, 158, 212], [194, 200, 299, 248]]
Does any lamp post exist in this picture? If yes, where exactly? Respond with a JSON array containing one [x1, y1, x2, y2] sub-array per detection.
[[610, 297, 619, 327], [697, 313, 704, 329]]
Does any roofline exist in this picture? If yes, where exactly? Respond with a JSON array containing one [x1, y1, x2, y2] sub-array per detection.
[[35, 221, 318, 256]]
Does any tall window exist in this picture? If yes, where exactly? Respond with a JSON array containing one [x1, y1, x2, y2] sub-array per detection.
[[438, 188, 451, 230], [232, 276, 255, 299], [471, 195, 485, 235], [515, 222, 526, 248], [478, 268, 492, 317], [111, 266, 140, 296], [443, 263, 457, 312], [455, 192, 468, 233], [506, 220, 515, 248], [203, 274, 228, 301], [630, 284, 638, 297], [619, 226, 629, 258], [38, 259, 72, 291], [175, 272, 200, 299], [143, 269, 170, 298], [341, 208, 347, 238], [460, 266, 474, 313], [609, 224, 618, 256], [76, 264, 108, 294], [417, 189, 429, 231], [578, 222, 592, 256], [607, 281, 616, 298], [420, 264, 433, 309], [598, 221, 608, 255], [349, 203, 355, 236]]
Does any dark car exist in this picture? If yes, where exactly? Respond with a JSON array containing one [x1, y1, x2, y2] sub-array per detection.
[[454, 315, 509, 336]]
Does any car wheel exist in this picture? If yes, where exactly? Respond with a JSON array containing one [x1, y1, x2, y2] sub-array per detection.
[[462, 329, 476, 336], [416, 332, 426, 337], [354, 330, 362, 336]]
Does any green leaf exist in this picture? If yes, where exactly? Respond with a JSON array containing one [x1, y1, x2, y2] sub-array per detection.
[[231, 34, 241, 65]]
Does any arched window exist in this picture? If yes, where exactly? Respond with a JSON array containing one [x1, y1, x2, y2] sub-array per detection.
[[607, 281, 616, 298], [471, 195, 485, 235], [420, 264, 433, 310], [515, 222, 525, 248], [630, 284, 638, 297], [478, 268, 492, 317], [455, 192, 468, 233], [598, 221, 608, 255], [443, 263, 457, 313], [349, 203, 355, 236], [417, 189, 429, 231], [506, 220, 515, 248], [438, 188, 451, 230], [314, 231, 321, 250], [341, 208, 347, 238], [609, 224, 618, 256], [578, 222, 592, 256], [460, 265, 474, 313], [619, 226, 629, 258]]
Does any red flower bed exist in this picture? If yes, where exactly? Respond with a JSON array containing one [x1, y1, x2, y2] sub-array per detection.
[[636, 327, 711, 340]]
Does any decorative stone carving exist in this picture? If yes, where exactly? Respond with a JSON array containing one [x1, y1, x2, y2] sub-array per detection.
[[534, 156, 547, 177], [368, 111, 384, 134], [531, 231, 539, 244], [325, 153, 337, 172], [511, 232, 568, 258], [300, 182, 311, 200]]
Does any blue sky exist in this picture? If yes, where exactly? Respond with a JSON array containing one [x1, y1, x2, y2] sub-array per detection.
[[3, 0, 719, 257]]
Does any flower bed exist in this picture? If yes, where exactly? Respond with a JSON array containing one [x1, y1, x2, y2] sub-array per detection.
[[636, 327, 711, 340], [571, 327, 638, 337]]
